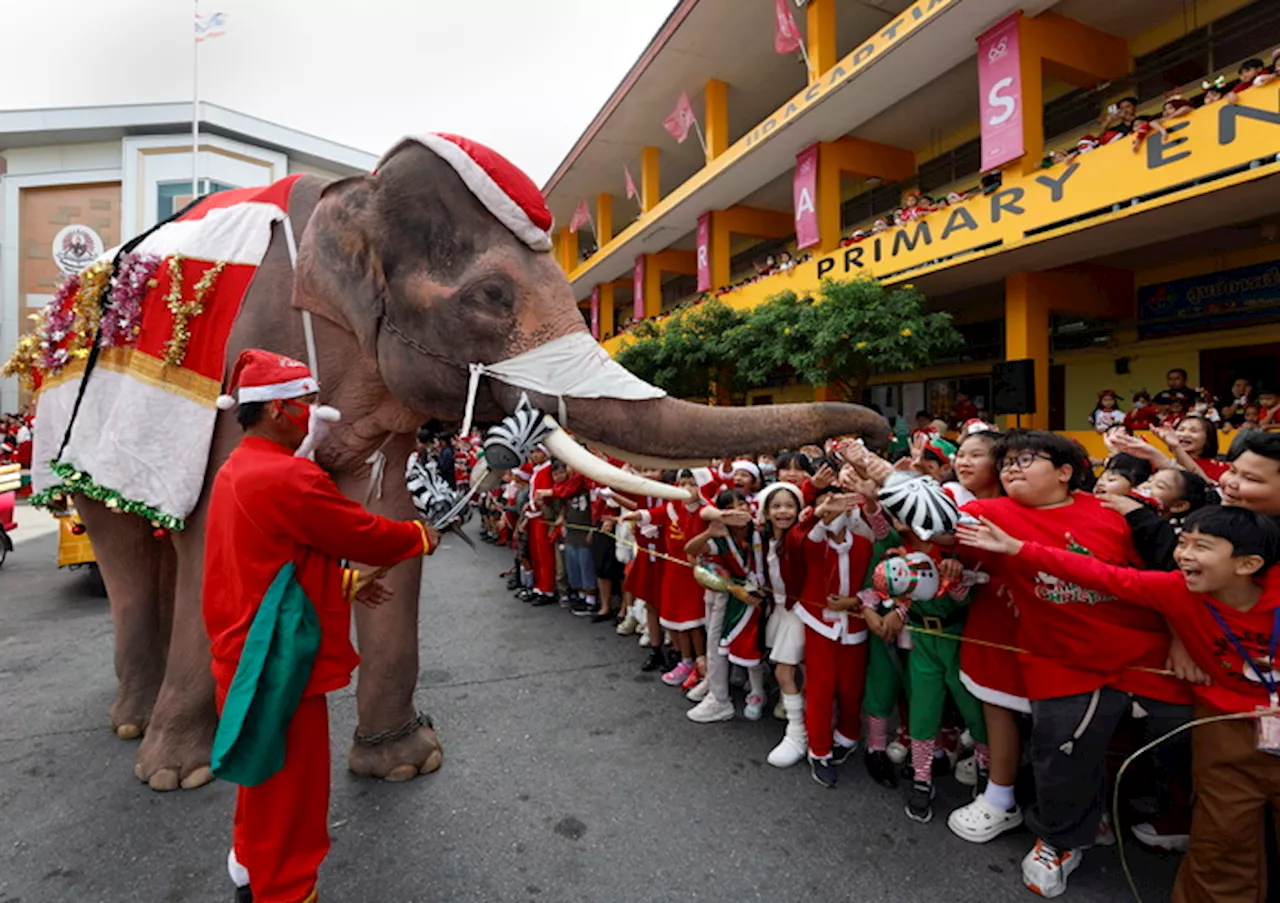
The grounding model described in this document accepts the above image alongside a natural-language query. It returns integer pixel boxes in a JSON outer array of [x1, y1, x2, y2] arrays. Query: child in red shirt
[[960, 505, 1280, 903]]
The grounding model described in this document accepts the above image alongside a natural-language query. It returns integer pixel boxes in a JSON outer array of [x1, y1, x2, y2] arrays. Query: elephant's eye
[[464, 277, 513, 309]]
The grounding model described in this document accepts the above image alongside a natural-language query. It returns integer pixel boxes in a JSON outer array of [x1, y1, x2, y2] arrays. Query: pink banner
[[794, 144, 820, 250], [590, 286, 600, 338], [696, 212, 711, 292], [977, 14, 1024, 173], [773, 0, 802, 54], [633, 255, 646, 320]]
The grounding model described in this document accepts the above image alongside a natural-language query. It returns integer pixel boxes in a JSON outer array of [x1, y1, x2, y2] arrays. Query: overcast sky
[[0, 0, 678, 184]]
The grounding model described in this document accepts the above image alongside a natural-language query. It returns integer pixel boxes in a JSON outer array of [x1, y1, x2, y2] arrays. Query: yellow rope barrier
[[564, 522, 1174, 677]]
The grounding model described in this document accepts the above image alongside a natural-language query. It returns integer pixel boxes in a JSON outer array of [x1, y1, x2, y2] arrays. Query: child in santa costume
[[522, 446, 558, 606], [623, 470, 709, 688], [684, 489, 768, 723], [794, 488, 873, 788], [204, 349, 436, 903]]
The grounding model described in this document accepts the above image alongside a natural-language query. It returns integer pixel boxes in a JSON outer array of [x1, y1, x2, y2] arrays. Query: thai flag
[[195, 11, 228, 42]]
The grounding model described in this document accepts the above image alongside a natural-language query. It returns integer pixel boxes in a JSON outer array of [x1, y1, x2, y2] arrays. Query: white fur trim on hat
[[409, 134, 554, 252], [756, 481, 804, 524], [731, 459, 762, 484], [236, 376, 319, 405]]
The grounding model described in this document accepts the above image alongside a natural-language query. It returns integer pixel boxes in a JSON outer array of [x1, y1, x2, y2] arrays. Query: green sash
[[211, 562, 321, 787]]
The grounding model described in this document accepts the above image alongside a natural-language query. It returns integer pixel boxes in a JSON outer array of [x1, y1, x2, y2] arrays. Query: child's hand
[[826, 594, 857, 612], [719, 509, 752, 528], [1167, 634, 1212, 686], [956, 518, 1023, 556], [937, 558, 963, 584], [812, 464, 836, 490], [1100, 492, 1144, 516], [863, 608, 886, 639], [881, 609, 904, 642]]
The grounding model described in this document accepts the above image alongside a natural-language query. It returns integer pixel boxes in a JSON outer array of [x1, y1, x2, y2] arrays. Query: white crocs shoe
[[615, 614, 638, 636], [1021, 840, 1082, 898], [954, 754, 978, 787], [685, 678, 709, 702], [742, 692, 766, 721], [947, 795, 1023, 844], [687, 695, 734, 723]]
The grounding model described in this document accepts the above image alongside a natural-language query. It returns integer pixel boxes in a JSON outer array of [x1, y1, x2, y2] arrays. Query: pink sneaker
[[662, 660, 694, 687], [681, 665, 703, 691]]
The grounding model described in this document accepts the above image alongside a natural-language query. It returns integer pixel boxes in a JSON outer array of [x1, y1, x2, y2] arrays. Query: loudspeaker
[[992, 359, 1036, 416]]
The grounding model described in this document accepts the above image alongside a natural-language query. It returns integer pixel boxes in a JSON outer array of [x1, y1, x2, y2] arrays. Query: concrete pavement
[[0, 520, 1179, 902]]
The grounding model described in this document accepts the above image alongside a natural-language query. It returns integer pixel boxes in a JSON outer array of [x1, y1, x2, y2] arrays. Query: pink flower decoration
[[38, 274, 81, 372], [100, 252, 161, 348]]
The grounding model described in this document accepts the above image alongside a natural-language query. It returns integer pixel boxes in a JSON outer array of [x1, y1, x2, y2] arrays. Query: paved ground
[[0, 508, 1180, 903]]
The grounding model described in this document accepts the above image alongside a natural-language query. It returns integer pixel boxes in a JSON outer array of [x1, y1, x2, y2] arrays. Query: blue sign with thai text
[[1138, 260, 1280, 337]]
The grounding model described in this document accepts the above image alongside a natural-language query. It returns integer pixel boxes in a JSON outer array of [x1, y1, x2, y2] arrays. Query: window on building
[[1051, 315, 1115, 352], [917, 138, 981, 196], [156, 179, 235, 221]]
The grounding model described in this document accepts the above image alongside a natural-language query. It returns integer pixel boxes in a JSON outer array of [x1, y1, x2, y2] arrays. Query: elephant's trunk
[[495, 386, 890, 464]]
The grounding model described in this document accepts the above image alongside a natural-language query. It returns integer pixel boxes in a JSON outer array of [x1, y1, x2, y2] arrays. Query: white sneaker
[[616, 614, 638, 636], [772, 699, 786, 721], [742, 693, 766, 721], [887, 738, 908, 765], [685, 678, 709, 702], [686, 696, 734, 724], [960, 728, 975, 751], [1093, 813, 1116, 848], [954, 754, 978, 787], [767, 733, 807, 768], [1131, 821, 1189, 852], [1021, 840, 1082, 898], [947, 795, 1024, 844], [637, 628, 650, 647]]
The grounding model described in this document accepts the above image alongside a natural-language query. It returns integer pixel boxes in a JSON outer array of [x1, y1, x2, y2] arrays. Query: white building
[[0, 101, 377, 412]]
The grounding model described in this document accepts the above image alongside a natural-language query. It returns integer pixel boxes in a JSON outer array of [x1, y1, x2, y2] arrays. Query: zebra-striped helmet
[[876, 470, 959, 540]]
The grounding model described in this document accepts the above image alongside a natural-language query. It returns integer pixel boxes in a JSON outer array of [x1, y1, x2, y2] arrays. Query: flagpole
[[691, 118, 708, 157], [192, 0, 200, 201], [797, 37, 812, 76]]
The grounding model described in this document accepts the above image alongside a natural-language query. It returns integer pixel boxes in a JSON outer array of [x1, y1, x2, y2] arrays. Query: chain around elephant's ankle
[[353, 712, 434, 747]]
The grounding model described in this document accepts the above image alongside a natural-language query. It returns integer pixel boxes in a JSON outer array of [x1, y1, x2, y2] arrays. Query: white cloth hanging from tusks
[[459, 332, 666, 438]]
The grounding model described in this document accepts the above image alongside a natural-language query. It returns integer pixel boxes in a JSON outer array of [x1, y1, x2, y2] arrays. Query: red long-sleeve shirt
[[1016, 542, 1277, 715], [203, 436, 429, 699], [963, 493, 1189, 704]]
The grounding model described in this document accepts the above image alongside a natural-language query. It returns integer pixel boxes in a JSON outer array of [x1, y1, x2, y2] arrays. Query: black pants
[[1029, 687, 1191, 850], [592, 530, 624, 582]]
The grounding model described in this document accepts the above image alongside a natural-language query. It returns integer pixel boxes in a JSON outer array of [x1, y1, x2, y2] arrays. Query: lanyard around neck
[[1205, 604, 1280, 697]]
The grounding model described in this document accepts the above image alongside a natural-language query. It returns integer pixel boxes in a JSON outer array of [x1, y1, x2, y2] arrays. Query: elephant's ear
[[294, 174, 387, 356]]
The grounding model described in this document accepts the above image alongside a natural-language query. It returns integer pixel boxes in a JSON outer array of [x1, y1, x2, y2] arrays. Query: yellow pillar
[[704, 79, 729, 164], [1004, 273, 1051, 430], [1016, 12, 1129, 175], [642, 254, 663, 320], [806, 0, 837, 84], [557, 227, 578, 273], [598, 282, 616, 340], [595, 193, 613, 248], [816, 138, 916, 253], [640, 146, 661, 214]]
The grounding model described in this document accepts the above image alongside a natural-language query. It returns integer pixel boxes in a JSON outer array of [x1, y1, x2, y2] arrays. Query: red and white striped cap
[[215, 348, 318, 410], [383, 134, 554, 252]]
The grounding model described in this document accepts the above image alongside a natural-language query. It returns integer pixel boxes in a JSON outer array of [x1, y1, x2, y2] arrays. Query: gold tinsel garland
[[162, 256, 227, 368], [68, 260, 111, 360], [1, 319, 42, 389]]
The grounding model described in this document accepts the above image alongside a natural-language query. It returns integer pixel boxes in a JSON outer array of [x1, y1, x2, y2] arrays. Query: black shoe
[[531, 592, 557, 607], [516, 587, 533, 602], [830, 739, 860, 766], [665, 647, 681, 671], [641, 647, 665, 672], [809, 753, 837, 789], [905, 780, 936, 824], [865, 749, 899, 788], [591, 611, 614, 624], [571, 597, 596, 617], [506, 576, 521, 590], [235, 887, 253, 903]]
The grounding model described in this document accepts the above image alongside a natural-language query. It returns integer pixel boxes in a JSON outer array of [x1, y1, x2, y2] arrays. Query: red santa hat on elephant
[[381, 133, 555, 252]]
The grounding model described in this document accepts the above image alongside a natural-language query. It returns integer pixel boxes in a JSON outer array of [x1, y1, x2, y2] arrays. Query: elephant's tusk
[[541, 423, 694, 502]]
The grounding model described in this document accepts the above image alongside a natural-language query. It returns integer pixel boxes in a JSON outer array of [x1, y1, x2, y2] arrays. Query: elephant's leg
[[76, 497, 166, 740], [131, 513, 217, 792], [340, 444, 443, 782]]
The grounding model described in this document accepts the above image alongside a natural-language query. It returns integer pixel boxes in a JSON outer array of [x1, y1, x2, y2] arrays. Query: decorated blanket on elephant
[[5, 175, 303, 530]]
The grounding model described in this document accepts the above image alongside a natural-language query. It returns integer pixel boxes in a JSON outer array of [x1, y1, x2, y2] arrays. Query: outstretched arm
[[283, 470, 435, 567]]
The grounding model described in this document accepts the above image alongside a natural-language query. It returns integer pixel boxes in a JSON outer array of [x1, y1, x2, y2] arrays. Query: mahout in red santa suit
[[204, 349, 436, 903]]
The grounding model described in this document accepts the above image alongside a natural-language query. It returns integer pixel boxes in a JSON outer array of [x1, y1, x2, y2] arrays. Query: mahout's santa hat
[[384, 134, 554, 252], [216, 349, 320, 411]]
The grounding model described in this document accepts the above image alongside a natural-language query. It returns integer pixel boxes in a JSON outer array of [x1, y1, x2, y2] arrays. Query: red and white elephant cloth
[[30, 175, 303, 529]]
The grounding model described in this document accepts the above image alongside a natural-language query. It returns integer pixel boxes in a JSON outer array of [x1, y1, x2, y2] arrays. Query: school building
[[544, 0, 1280, 450]]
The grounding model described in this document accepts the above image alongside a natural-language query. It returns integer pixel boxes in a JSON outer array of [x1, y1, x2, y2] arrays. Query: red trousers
[[804, 630, 867, 758], [233, 695, 330, 903], [530, 518, 556, 593]]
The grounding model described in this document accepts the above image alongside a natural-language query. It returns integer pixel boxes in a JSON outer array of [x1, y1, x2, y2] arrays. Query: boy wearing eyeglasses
[[955, 430, 1192, 898]]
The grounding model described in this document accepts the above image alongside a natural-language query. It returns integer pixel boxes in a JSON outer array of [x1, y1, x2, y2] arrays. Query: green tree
[[615, 299, 748, 398], [741, 275, 963, 402]]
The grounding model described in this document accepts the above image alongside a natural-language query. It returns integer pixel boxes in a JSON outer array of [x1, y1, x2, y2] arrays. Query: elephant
[[46, 135, 889, 792]]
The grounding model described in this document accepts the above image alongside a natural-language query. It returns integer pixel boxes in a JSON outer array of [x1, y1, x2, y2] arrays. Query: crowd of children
[[0, 409, 33, 468], [474, 416, 1280, 901]]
